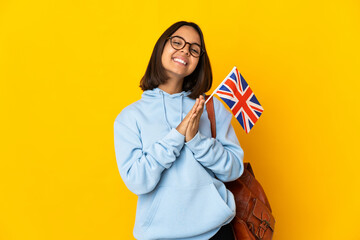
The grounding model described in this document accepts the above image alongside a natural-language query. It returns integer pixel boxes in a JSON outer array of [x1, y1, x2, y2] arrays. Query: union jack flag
[[212, 67, 263, 133]]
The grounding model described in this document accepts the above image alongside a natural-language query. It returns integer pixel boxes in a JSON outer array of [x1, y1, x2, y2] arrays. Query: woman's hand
[[185, 95, 205, 142], [176, 98, 200, 136]]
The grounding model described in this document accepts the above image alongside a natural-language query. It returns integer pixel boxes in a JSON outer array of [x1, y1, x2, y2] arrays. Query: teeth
[[173, 58, 187, 65]]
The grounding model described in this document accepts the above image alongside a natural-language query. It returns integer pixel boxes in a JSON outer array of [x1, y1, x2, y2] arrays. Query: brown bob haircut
[[140, 21, 212, 99]]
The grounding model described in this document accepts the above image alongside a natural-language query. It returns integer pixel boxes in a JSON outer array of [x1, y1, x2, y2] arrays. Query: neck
[[158, 78, 184, 95]]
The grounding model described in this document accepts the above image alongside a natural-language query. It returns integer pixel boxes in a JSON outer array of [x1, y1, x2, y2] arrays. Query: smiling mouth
[[173, 58, 187, 66]]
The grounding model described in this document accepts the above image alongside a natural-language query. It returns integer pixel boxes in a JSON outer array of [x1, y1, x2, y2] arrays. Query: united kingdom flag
[[213, 67, 263, 133]]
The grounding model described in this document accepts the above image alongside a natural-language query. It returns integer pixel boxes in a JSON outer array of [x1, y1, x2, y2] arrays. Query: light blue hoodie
[[114, 88, 244, 240]]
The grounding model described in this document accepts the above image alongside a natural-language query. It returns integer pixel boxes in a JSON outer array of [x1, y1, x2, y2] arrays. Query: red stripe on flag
[[250, 105, 264, 112], [216, 90, 234, 98], [225, 80, 258, 124]]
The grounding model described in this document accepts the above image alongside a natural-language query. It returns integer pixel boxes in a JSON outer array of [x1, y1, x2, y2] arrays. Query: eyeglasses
[[166, 36, 204, 58]]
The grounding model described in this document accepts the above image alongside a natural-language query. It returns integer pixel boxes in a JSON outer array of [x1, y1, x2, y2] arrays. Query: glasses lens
[[190, 44, 201, 57], [169, 36, 202, 57], [170, 37, 185, 50]]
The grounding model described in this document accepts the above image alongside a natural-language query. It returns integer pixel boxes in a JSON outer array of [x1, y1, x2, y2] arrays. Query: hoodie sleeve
[[114, 107, 185, 195], [185, 98, 244, 182]]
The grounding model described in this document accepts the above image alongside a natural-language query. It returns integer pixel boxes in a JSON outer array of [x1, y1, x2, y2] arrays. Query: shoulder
[[114, 100, 143, 126]]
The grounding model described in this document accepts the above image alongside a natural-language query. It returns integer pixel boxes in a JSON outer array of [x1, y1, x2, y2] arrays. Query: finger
[[183, 98, 199, 121], [186, 114, 196, 134], [192, 96, 204, 125], [189, 111, 198, 122], [199, 96, 205, 108], [190, 98, 200, 115], [198, 102, 204, 115], [194, 110, 202, 123], [199, 99, 205, 111], [193, 107, 203, 125], [193, 98, 200, 113], [194, 97, 202, 110], [194, 100, 204, 117]]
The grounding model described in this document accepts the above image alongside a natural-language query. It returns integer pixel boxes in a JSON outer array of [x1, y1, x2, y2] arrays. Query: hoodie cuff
[[161, 128, 186, 155], [185, 131, 203, 152]]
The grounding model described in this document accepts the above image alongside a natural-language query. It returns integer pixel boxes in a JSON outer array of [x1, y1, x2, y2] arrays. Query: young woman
[[114, 21, 244, 240]]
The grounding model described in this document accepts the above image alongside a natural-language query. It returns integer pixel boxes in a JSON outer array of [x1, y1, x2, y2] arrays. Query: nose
[[180, 43, 191, 56]]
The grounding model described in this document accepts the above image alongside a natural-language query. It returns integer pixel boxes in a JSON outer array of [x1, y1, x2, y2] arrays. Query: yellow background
[[1, 0, 360, 239]]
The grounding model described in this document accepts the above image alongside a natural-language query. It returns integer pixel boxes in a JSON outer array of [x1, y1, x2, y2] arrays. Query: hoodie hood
[[142, 88, 191, 130], [141, 87, 191, 100]]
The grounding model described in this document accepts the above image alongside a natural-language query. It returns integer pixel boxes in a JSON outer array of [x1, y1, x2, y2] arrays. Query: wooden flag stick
[[205, 66, 237, 104]]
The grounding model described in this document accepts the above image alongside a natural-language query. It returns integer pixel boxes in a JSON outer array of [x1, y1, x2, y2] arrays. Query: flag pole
[[205, 66, 237, 104], [205, 84, 221, 104]]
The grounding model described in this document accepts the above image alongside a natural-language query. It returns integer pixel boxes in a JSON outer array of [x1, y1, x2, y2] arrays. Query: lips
[[172, 56, 188, 66]]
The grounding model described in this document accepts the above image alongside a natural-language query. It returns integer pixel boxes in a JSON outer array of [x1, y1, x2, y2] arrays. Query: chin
[[166, 71, 186, 79]]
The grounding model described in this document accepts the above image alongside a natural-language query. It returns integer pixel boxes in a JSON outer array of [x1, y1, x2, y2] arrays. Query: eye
[[191, 48, 199, 54], [173, 41, 181, 46]]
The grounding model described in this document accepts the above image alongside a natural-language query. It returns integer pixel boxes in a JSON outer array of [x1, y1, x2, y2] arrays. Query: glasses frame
[[166, 36, 205, 58]]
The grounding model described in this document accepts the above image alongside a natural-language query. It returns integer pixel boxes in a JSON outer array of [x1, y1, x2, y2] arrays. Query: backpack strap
[[205, 95, 216, 138]]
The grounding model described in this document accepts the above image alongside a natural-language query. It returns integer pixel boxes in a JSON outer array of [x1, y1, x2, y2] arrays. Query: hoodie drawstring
[[161, 91, 172, 130], [180, 94, 184, 122], [160, 90, 185, 130]]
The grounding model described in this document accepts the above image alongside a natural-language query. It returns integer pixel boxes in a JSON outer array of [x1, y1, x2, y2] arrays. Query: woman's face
[[161, 26, 201, 82]]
